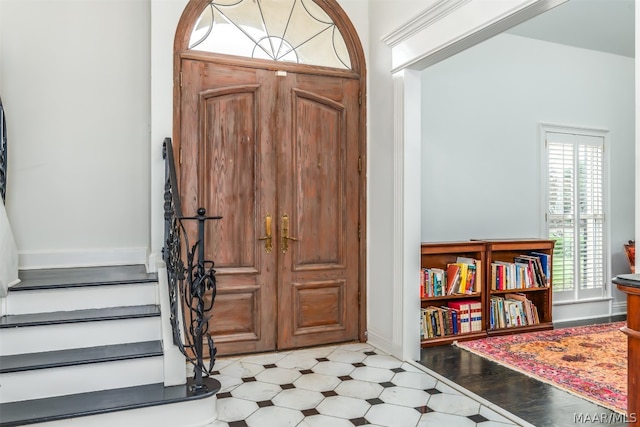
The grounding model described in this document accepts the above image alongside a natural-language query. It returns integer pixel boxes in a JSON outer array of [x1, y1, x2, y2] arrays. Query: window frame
[[539, 123, 610, 304]]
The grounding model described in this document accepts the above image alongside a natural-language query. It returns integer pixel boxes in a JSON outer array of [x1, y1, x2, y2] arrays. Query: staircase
[[0, 264, 219, 427]]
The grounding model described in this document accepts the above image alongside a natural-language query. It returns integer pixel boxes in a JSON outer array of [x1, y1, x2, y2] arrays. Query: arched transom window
[[189, 0, 352, 70]]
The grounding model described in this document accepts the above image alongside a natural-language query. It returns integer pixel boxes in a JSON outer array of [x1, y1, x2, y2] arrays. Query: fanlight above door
[[189, 0, 352, 69]]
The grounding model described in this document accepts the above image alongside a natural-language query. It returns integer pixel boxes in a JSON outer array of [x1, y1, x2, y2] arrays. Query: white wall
[[366, 1, 435, 355], [0, 0, 151, 268], [420, 33, 635, 310]]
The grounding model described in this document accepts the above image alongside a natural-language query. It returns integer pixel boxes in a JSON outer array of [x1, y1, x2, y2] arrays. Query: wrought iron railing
[[162, 137, 221, 394], [0, 96, 7, 202]]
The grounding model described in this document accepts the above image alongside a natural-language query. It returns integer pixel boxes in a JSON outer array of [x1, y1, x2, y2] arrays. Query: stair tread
[[0, 378, 221, 427], [0, 341, 163, 373], [14, 265, 157, 291], [0, 305, 161, 328]]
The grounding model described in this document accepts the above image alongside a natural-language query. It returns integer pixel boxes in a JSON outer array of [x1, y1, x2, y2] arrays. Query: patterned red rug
[[455, 322, 627, 413]]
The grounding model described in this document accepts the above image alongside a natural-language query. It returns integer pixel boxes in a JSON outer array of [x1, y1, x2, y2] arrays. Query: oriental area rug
[[455, 322, 627, 414]]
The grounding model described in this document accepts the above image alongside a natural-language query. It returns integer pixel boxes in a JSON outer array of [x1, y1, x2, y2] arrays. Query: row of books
[[488, 294, 540, 330], [420, 299, 482, 339], [420, 256, 482, 298], [490, 252, 550, 290]]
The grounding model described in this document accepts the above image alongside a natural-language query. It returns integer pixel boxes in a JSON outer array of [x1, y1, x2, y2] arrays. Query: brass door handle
[[258, 214, 273, 253], [281, 213, 298, 253]]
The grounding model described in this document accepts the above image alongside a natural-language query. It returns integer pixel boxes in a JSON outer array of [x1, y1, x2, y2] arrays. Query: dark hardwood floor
[[418, 315, 629, 427]]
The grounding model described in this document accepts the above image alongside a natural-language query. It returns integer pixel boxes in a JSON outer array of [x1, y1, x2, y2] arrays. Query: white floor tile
[[214, 373, 243, 393], [417, 412, 476, 427], [427, 393, 482, 416], [365, 403, 422, 427], [363, 354, 404, 369], [334, 379, 383, 399], [391, 371, 438, 390], [230, 381, 283, 401], [312, 360, 356, 376], [245, 406, 304, 427], [294, 373, 341, 392], [327, 348, 367, 363], [350, 366, 395, 383], [238, 351, 290, 365], [316, 395, 371, 419], [255, 367, 302, 385], [297, 414, 355, 427], [219, 361, 265, 378], [337, 343, 375, 352], [276, 353, 320, 370], [216, 397, 258, 422], [379, 386, 429, 408], [272, 388, 325, 410]]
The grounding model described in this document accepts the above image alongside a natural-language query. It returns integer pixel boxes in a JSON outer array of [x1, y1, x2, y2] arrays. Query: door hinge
[[358, 223, 361, 241], [179, 71, 183, 87], [358, 157, 362, 173], [179, 147, 183, 165], [358, 91, 362, 105]]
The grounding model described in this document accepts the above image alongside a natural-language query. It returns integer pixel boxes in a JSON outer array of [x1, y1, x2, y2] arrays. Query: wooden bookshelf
[[479, 238, 554, 336], [420, 241, 487, 347]]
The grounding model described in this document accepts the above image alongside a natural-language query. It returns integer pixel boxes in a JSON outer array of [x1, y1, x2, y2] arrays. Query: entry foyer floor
[[206, 342, 530, 427]]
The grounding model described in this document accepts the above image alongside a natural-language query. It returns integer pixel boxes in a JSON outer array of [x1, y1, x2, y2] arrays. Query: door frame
[[172, 0, 368, 344]]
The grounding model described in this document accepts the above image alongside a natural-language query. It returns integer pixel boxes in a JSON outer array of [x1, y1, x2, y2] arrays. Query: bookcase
[[481, 238, 554, 336], [419, 239, 554, 348], [420, 241, 487, 347]]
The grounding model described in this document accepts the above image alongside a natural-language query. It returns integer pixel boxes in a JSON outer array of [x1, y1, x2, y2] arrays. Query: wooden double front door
[[179, 58, 361, 355]]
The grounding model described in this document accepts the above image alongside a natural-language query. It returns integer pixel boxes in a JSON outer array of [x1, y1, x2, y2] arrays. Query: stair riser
[[12, 395, 218, 427], [0, 357, 164, 403], [6, 283, 158, 315], [0, 317, 162, 356]]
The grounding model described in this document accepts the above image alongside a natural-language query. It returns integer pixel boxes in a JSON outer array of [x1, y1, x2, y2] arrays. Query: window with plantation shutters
[[544, 127, 607, 302]]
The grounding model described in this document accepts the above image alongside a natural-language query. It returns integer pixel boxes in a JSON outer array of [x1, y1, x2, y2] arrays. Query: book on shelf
[[529, 251, 551, 286], [489, 294, 540, 330], [420, 305, 465, 339], [447, 299, 482, 333], [491, 253, 549, 290]]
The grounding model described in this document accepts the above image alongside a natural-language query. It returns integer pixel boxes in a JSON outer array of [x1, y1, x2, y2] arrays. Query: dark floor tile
[[415, 405, 433, 414], [468, 413, 488, 423], [350, 417, 368, 426], [322, 390, 338, 397], [366, 398, 384, 405], [302, 408, 320, 416]]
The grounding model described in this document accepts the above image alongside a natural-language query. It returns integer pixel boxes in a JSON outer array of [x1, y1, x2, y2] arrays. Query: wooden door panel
[[200, 86, 258, 270], [278, 74, 360, 349], [207, 286, 260, 341], [293, 280, 346, 334], [292, 90, 346, 269], [181, 59, 277, 355]]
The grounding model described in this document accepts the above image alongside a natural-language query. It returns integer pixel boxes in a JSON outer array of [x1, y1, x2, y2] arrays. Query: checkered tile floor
[[205, 343, 529, 427]]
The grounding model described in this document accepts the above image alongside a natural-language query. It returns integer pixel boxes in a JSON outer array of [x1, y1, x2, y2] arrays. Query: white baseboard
[[365, 328, 394, 357], [18, 247, 149, 270], [612, 301, 628, 316]]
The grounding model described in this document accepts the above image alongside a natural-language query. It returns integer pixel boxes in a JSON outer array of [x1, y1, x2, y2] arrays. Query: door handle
[[281, 213, 298, 254], [258, 214, 273, 253]]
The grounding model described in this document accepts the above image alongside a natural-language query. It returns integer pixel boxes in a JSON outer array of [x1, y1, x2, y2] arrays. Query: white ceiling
[[506, 0, 635, 58]]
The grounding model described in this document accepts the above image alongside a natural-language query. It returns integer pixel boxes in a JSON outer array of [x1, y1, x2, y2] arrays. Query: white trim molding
[[386, 0, 568, 72], [381, 0, 471, 48]]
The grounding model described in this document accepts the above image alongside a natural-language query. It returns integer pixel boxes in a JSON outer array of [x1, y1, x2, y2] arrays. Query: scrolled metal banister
[[162, 137, 222, 394], [0, 96, 7, 202]]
